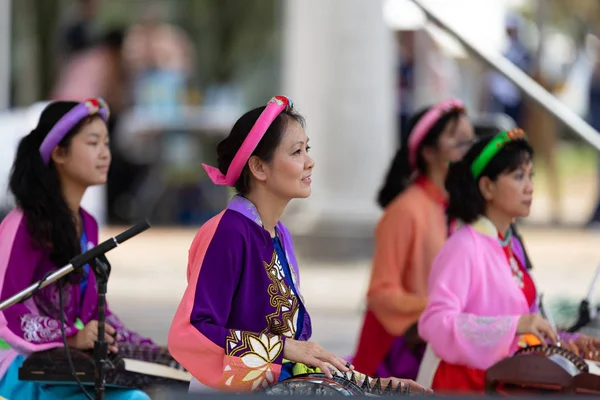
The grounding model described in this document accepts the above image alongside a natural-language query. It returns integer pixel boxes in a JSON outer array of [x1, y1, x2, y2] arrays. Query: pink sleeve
[[418, 233, 521, 370], [0, 212, 74, 354]]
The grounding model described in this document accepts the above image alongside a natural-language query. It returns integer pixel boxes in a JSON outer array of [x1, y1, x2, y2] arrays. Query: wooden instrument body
[[18, 345, 190, 391], [485, 345, 600, 395]]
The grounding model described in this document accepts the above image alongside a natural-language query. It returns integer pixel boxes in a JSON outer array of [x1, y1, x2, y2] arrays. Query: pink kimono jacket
[[416, 217, 575, 391]]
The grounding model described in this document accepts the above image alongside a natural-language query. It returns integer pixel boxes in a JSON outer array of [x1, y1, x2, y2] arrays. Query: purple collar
[[227, 195, 264, 227], [226, 195, 287, 238]]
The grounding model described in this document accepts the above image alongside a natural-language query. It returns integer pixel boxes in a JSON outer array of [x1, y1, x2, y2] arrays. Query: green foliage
[[96, 0, 281, 88], [181, 0, 281, 87], [14, 0, 282, 104]]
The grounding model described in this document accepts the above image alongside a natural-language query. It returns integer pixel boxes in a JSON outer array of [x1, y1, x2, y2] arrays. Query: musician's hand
[[66, 320, 120, 353], [568, 335, 600, 361], [376, 378, 434, 395], [516, 314, 557, 346], [283, 339, 351, 378]]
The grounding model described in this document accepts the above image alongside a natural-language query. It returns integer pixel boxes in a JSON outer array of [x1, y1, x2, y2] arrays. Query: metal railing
[[409, 0, 600, 152]]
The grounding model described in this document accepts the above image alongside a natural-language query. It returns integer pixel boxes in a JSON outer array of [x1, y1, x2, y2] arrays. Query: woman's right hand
[[516, 314, 557, 346], [66, 320, 120, 353], [283, 339, 351, 378]]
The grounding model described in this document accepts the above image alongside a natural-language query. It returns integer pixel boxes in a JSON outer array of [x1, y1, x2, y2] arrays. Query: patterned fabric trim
[[457, 314, 514, 347], [223, 330, 284, 390], [263, 249, 301, 338], [20, 314, 70, 343]]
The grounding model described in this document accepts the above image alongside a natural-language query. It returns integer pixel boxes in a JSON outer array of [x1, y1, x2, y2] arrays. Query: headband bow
[[202, 95, 293, 187]]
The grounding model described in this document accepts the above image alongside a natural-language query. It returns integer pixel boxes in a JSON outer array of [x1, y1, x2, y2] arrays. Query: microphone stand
[[0, 221, 151, 400], [568, 263, 600, 333], [90, 255, 111, 400]]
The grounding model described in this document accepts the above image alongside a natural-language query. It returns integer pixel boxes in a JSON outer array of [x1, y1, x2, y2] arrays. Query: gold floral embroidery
[[263, 250, 300, 338], [223, 331, 283, 390], [219, 226, 305, 390]]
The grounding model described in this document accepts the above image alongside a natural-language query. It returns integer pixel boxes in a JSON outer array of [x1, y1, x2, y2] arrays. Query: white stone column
[[282, 0, 396, 246], [0, 0, 11, 111]]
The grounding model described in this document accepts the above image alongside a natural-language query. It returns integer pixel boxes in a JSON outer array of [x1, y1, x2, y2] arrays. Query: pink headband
[[407, 98, 465, 169], [202, 95, 292, 187], [39, 98, 110, 165]]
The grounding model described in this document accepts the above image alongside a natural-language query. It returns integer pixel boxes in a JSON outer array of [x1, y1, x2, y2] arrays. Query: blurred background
[[1, 0, 600, 357]]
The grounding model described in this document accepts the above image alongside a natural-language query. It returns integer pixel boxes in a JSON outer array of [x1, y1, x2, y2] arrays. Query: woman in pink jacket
[[417, 129, 600, 394]]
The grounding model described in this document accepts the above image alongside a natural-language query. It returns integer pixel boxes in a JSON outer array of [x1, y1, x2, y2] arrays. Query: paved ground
[[100, 224, 600, 358], [103, 226, 367, 356]]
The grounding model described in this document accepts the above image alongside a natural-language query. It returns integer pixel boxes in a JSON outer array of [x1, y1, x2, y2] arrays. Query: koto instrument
[[263, 372, 428, 396], [485, 345, 600, 395], [18, 344, 191, 391]]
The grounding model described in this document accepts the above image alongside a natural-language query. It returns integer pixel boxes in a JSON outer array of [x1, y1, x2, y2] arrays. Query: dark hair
[[9, 101, 100, 278], [446, 134, 534, 224], [101, 28, 125, 50], [216, 106, 305, 196], [377, 106, 464, 208]]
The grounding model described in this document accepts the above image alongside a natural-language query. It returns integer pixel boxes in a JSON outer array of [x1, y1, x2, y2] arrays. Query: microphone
[[0, 220, 151, 311], [69, 220, 151, 270]]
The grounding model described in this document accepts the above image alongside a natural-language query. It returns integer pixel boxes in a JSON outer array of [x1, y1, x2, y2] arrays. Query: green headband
[[470, 129, 528, 178]]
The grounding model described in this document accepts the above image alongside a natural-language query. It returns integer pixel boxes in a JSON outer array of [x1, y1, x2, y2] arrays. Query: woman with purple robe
[[0, 99, 154, 399], [168, 96, 433, 394]]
